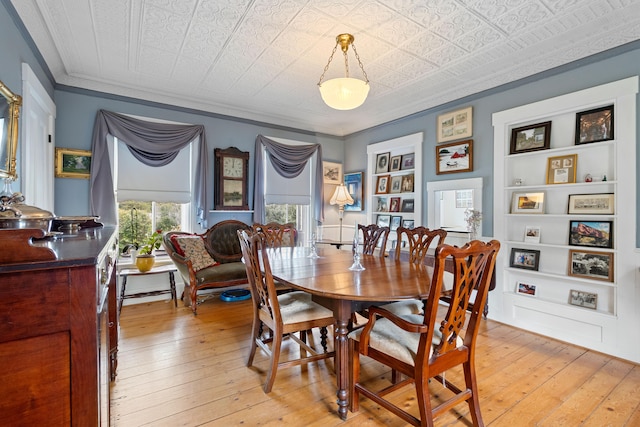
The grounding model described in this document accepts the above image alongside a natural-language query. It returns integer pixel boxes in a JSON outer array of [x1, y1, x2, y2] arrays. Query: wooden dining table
[[266, 246, 435, 420]]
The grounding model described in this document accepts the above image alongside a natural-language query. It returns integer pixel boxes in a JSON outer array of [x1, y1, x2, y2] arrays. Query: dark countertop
[[0, 226, 117, 273]]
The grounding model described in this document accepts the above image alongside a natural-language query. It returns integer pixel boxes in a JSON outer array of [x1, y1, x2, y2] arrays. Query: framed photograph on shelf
[[575, 105, 614, 145], [375, 175, 390, 194], [401, 153, 415, 170], [390, 215, 402, 232], [389, 197, 401, 212], [390, 155, 402, 172], [509, 248, 540, 271], [510, 121, 551, 154], [55, 148, 92, 179], [546, 154, 577, 184], [511, 191, 545, 214], [437, 106, 473, 143], [569, 290, 598, 309], [375, 197, 388, 212], [436, 139, 473, 174], [524, 226, 541, 243], [568, 193, 614, 215], [375, 152, 390, 174], [389, 175, 402, 193], [401, 219, 415, 229], [516, 281, 537, 297], [569, 220, 613, 248], [322, 161, 342, 184], [568, 249, 613, 282], [377, 214, 391, 228], [401, 199, 415, 213], [401, 173, 414, 192], [344, 172, 363, 212]]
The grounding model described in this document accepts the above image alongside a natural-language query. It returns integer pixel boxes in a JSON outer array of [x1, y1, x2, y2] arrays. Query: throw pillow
[[170, 234, 186, 256], [174, 235, 219, 271]]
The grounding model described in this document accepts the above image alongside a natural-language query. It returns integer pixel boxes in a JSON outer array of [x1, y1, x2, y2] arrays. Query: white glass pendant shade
[[319, 78, 370, 111]]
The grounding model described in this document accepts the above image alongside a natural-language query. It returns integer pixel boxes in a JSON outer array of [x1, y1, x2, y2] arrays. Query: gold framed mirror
[[0, 80, 22, 180]]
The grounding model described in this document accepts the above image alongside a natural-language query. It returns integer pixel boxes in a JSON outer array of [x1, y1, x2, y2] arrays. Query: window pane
[[118, 200, 186, 253]]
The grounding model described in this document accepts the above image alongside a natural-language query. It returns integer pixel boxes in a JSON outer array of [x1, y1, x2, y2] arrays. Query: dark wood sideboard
[[0, 226, 119, 426]]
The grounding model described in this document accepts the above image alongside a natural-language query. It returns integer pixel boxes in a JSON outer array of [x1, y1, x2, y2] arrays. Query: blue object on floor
[[220, 289, 251, 302]]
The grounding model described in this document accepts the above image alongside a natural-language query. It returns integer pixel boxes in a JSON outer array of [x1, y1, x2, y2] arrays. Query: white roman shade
[[264, 153, 312, 205], [116, 139, 192, 203]]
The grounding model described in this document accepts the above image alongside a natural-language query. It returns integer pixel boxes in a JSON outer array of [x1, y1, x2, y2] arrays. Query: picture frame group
[[568, 249, 613, 282], [509, 248, 540, 271], [377, 151, 415, 174]]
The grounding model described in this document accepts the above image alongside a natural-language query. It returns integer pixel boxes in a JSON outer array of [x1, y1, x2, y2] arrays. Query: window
[[118, 201, 186, 252]]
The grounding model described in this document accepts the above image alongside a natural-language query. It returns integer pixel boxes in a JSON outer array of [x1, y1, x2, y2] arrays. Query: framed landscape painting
[[568, 220, 612, 248], [568, 249, 613, 282], [55, 148, 92, 179], [510, 121, 551, 154], [436, 139, 473, 174]]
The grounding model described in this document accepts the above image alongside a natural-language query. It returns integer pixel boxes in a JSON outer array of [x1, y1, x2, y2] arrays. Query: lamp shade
[[319, 78, 370, 111], [330, 184, 354, 207]]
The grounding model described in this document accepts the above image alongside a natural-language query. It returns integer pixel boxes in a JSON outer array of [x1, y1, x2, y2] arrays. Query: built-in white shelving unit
[[366, 133, 423, 246], [492, 77, 639, 362]]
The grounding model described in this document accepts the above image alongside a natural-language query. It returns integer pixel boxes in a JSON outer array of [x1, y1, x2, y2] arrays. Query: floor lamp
[[329, 184, 354, 243]]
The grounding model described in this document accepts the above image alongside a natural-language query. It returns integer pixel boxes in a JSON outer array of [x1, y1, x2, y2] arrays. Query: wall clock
[[214, 147, 249, 210]]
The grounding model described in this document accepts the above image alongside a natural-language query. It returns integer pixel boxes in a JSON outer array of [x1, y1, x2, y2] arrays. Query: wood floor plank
[[112, 298, 640, 426]]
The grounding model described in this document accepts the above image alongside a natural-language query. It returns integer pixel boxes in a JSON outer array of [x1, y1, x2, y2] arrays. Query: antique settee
[[163, 219, 251, 314]]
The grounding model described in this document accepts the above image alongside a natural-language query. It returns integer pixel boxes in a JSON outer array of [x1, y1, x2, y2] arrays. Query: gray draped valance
[[253, 135, 324, 224], [89, 110, 210, 227]]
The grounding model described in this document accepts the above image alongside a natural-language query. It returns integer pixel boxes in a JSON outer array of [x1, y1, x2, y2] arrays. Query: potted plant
[[135, 229, 163, 272]]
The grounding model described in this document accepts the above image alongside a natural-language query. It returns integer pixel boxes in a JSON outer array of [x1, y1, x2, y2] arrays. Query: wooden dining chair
[[358, 223, 390, 257], [349, 240, 500, 426], [382, 227, 447, 317], [252, 222, 297, 248], [237, 230, 335, 393]]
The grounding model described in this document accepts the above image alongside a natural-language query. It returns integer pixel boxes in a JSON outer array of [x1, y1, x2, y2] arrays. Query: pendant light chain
[[351, 43, 369, 84], [318, 42, 339, 86]]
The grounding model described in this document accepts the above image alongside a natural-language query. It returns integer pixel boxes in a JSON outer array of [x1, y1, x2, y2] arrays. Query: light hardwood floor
[[112, 296, 640, 426]]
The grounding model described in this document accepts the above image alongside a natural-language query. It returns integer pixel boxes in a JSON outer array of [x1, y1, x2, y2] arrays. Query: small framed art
[[375, 175, 390, 194], [569, 290, 598, 309], [401, 153, 415, 170], [437, 106, 473, 143], [524, 226, 541, 243], [569, 220, 612, 248], [322, 161, 342, 184], [568, 249, 613, 282], [436, 139, 473, 174], [510, 121, 551, 154], [568, 193, 614, 215], [390, 155, 401, 172], [401, 174, 414, 192], [344, 172, 363, 212], [377, 214, 391, 228], [575, 105, 614, 145], [509, 248, 540, 271], [389, 175, 402, 193], [389, 197, 401, 212], [401, 199, 415, 212], [55, 148, 92, 179], [511, 191, 545, 214], [401, 219, 415, 229], [546, 154, 577, 184], [390, 215, 402, 232], [376, 152, 390, 174], [516, 281, 537, 297]]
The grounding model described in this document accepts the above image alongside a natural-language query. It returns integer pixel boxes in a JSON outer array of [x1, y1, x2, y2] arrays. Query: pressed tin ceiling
[[11, 0, 640, 136]]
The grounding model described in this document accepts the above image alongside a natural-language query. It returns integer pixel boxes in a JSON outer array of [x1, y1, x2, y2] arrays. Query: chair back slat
[[358, 224, 390, 256], [426, 240, 500, 358], [237, 230, 281, 325], [252, 222, 297, 248], [395, 226, 447, 264]]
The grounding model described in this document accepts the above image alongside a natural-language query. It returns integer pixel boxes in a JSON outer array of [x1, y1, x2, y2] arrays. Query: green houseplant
[[135, 229, 163, 272]]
